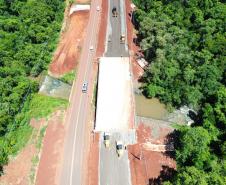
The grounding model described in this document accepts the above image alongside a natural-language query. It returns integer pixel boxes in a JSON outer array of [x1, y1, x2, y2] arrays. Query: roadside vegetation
[[0, 0, 65, 174], [0, 94, 67, 174], [28, 94, 68, 119], [133, 0, 225, 184], [59, 70, 76, 85], [29, 125, 47, 184], [92, 81, 98, 107]]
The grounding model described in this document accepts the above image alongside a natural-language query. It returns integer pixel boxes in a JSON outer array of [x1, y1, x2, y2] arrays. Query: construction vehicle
[[104, 132, 110, 148], [120, 0, 126, 43], [120, 34, 125, 43], [112, 6, 118, 17], [116, 141, 124, 157]]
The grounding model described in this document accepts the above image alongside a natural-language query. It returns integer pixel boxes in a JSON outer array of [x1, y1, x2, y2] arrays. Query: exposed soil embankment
[[49, 10, 89, 77], [0, 143, 37, 185], [128, 123, 176, 185], [35, 111, 66, 185], [96, 0, 108, 57], [125, 0, 144, 82]]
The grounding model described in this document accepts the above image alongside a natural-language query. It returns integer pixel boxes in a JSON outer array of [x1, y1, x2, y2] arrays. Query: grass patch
[[59, 70, 76, 85], [28, 94, 68, 119], [30, 155, 39, 183], [31, 155, 39, 165], [36, 126, 47, 149], [3, 125, 33, 157], [11, 94, 67, 151], [30, 125, 47, 183]]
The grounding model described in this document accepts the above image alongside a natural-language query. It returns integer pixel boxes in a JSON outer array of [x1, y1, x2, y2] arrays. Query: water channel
[[135, 94, 169, 120]]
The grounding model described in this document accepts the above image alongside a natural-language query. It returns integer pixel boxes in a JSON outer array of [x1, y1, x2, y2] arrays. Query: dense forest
[[0, 0, 65, 173], [133, 0, 225, 184]]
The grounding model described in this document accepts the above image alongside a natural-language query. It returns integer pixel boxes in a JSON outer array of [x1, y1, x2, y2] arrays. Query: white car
[[89, 45, 94, 50], [82, 82, 88, 93], [96, 6, 100, 11]]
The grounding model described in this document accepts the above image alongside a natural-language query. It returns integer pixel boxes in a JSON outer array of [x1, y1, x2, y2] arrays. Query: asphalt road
[[60, 0, 100, 184], [99, 133, 132, 185], [105, 0, 128, 57], [99, 1, 132, 185]]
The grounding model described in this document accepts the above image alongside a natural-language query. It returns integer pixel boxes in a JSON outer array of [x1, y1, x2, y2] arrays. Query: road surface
[[99, 133, 132, 185], [105, 0, 128, 57], [99, 0, 133, 185], [60, 0, 100, 184]]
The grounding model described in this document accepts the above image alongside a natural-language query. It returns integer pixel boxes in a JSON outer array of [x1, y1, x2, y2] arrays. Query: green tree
[[0, 0, 65, 172], [176, 127, 211, 169], [174, 166, 208, 185], [133, 0, 226, 184]]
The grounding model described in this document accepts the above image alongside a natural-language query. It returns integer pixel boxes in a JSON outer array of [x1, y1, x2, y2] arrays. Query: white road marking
[[68, 0, 98, 184], [69, 95, 82, 185]]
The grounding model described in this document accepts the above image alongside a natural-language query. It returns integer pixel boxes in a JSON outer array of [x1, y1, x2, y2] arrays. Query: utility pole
[[140, 145, 149, 185]]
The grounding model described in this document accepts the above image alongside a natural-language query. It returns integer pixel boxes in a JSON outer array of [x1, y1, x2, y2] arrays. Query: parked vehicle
[[120, 34, 125, 43]]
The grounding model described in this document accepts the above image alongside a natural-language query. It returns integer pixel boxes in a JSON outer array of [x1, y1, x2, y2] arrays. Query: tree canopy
[[134, 0, 225, 109], [133, 0, 226, 184], [0, 0, 65, 173]]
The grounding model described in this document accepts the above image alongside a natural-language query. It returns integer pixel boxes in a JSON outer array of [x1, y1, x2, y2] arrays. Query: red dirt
[[96, 0, 108, 58], [35, 110, 66, 185], [0, 145, 36, 185], [128, 145, 176, 185], [128, 124, 176, 185], [129, 95, 135, 129], [0, 119, 45, 185], [125, 0, 144, 81], [137, 123, 173, 145], [76, 0, 91, 3], [86, 133, 100, 185], [136, 124, 152, 143], [49, 11, 90, 77]]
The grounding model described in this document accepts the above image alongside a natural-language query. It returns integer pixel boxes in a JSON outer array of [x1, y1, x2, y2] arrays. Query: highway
[[99, 133, 132, 185], [105, 0, 128, 57], [59, 0, 100, 184], [99, 0, 133, 185]]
